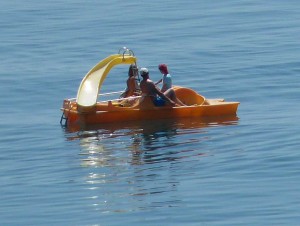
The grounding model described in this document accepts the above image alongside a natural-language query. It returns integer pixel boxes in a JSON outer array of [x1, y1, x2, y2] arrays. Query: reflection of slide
[[76, 54, 136, 108]]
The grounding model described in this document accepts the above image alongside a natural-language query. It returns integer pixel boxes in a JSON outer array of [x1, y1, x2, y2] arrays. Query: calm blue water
[[1, 1, 300, 225]]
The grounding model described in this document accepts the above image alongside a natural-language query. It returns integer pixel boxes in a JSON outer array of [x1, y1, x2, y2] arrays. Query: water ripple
[[62, 117, 240, 215]]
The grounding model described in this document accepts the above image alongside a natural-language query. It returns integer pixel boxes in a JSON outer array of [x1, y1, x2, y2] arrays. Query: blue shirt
[[162, 74, 172, 90]]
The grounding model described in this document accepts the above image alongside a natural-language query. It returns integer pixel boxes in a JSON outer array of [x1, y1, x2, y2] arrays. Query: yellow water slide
[[76, 53, 136, 110]]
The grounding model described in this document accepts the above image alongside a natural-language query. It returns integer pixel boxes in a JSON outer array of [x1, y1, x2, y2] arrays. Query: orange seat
[[174, 87, 205, 105]]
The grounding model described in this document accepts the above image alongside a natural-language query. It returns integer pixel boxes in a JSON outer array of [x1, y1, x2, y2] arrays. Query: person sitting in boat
[[120, 64, 141, 98], [155, 64, 172, 92], [139, 67, 185, 107]]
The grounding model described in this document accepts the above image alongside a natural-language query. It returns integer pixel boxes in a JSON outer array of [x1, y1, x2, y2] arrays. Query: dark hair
[[128, 64, 138, 77]]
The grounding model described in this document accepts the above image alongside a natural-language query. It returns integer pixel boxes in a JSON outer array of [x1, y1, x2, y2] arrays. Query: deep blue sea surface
[[1, 1, 300, 225]]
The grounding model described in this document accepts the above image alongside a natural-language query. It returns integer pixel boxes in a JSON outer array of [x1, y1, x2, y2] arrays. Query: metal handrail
[[98, 95, 142, 104], [118, 47, 135, 58], [98, 91, 124, 96]]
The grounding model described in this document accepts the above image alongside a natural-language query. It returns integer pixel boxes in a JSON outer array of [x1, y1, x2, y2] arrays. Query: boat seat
[[132, 96, 156, 109], [174, 87, 206, 105]]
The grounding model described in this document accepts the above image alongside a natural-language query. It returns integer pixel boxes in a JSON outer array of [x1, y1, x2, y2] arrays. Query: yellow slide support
[[76, 54, 136, 111]]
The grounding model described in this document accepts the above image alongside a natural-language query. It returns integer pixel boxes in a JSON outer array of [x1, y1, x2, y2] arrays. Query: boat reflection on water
[[63, 116, 239, 213], [64, 115, 239, 167]]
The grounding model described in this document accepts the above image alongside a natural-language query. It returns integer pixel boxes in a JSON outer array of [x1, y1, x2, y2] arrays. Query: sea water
[[1, 1, 300, 225]]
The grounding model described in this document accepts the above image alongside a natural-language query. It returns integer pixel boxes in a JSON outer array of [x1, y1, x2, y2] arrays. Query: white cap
[[140, 67, 149, 76]]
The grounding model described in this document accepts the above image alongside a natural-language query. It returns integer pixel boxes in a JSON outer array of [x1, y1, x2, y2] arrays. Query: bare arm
[[155, 79, 162, 85], [151, 83, 175, 106], [125, 77, 139, 97]]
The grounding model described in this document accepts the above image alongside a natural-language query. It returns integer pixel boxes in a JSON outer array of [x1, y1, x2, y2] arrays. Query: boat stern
[[60, 98, 79, 126]]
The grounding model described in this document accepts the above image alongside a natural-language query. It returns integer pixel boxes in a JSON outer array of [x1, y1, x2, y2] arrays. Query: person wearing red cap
[[155, 64, 172, 92]]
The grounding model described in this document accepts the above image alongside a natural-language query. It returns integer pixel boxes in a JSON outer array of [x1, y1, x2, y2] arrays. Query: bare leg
[[164, 88, 185, 106]]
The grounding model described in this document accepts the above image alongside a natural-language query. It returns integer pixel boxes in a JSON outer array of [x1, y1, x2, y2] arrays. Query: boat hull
[[61, 100, 239, 127]]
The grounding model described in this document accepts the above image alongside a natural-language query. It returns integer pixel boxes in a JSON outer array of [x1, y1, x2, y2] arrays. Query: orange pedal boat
[[60, 48, 239, 128]]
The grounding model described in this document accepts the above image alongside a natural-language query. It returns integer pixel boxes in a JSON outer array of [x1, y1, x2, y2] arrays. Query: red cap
[[158, 64, 168, 74]]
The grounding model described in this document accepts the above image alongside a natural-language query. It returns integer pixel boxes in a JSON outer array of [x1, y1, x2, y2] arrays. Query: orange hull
[[61, 97, 239, 127]]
